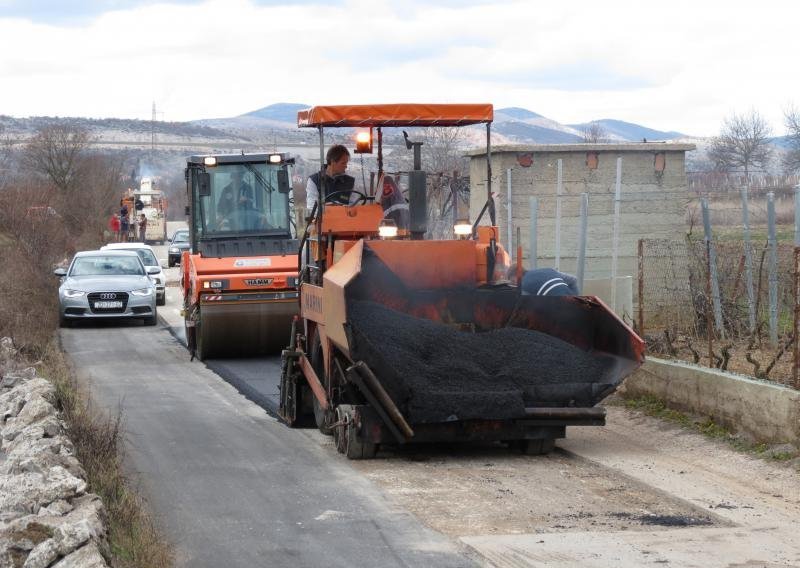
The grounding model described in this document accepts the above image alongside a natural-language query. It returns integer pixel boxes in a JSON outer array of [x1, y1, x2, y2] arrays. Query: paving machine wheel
[[333, 405, 350, 454], [310, 329, 333, 435], [334, 405, 377, 460]]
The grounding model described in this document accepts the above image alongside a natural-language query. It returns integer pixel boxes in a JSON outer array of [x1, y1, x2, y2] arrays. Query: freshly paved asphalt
[[60, 319, 477, 567]]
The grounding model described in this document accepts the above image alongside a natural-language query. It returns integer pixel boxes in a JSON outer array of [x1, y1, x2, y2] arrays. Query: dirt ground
[[307, 405, 800, 567], [349, 443, 723, 537]]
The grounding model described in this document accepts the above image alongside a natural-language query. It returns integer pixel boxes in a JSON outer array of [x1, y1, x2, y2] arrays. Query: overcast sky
[[1, 0, 798, 137]]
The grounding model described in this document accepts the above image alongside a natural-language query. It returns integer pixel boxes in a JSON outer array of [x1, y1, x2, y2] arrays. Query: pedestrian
[[120, 204, 129, 242], [108, 213, 121, 242], [139, 214, 147, 242]]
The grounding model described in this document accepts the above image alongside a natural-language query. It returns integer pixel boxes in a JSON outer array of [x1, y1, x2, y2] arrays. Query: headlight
[[63, 289, 85, 298], [131, 288, 154, 296], [169, 247, 179, 253]]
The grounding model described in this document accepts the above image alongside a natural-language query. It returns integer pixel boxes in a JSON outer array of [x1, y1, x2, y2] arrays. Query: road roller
[[182, 153, 299, 360], [279, 103, 645, 458]]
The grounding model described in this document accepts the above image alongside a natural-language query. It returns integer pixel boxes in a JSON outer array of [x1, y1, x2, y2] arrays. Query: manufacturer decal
[[244, 278, 273, 286], [234, 258, 271, 268]]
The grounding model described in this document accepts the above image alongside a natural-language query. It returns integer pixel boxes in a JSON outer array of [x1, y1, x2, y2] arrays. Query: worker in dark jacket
[[520, 268, 579, 296], [305, 145, 356, 213]]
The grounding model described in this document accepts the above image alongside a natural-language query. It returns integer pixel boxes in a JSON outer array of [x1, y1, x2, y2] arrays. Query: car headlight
[[131, 288, 154, 296], [63, 289, 85, 298], [169, 247, 179, 253]]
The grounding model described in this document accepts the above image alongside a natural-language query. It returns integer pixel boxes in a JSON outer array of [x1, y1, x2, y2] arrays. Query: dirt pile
[[347, 301, 616, 423]]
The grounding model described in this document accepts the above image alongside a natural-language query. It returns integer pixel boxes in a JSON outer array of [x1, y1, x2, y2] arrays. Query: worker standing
[[108, 213, 120, 242], [305, 145, 356, 213], [119, 204, 129, 242], [139, 214, 147, 242]]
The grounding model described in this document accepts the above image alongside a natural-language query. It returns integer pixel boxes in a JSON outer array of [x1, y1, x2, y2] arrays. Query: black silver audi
[[55, 250, 158, 327]]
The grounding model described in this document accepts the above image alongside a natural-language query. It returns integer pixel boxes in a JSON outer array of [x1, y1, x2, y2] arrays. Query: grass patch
[[39, 342, 173, 568], [618, 395, 798, 463]]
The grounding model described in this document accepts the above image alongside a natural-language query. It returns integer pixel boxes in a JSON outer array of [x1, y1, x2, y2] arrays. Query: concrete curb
[[621, 357, 800, 445]]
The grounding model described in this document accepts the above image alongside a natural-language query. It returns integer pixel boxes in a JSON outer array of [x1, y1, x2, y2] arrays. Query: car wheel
[[144, 312, 157, 326], [157, 294, 166, 306], [168, 259, 175, 268], [59, 315, 71, 328]]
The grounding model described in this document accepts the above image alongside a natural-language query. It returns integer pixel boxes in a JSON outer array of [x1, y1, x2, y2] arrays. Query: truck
[[279, 103, 645, 459], [181, 153, 300, 360], [136, 177, 168, 244]]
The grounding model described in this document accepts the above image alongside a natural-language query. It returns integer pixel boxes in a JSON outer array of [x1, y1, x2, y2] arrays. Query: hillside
[[1, 103, 696, 151]]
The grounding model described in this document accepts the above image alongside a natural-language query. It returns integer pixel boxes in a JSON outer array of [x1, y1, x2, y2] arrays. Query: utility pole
[[151, 101, 157, 155]]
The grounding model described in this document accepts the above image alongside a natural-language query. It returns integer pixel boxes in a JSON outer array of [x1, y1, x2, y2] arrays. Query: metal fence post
[[611, 157, 623, 313], [506, 168, 513, 261], [529, 196, 538, 270], [701, 198, 725, 338], [705, 239, 715, 367], [794, 246, 800, 389], [740, 187, 756, 333], [795, 185, 800, 246], [638, 239, 644, 338], [576, 193, 589, 293], [767, 192, 778, 346], [554, 159, 562, 270]]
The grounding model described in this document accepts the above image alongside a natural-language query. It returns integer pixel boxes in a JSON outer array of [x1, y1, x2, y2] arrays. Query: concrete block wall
[[623, 357, 800, 445], [468, 144, 695, 283]]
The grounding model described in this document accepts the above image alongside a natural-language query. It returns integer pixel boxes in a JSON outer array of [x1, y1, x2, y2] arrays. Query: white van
[[100, 243, 166, 305]]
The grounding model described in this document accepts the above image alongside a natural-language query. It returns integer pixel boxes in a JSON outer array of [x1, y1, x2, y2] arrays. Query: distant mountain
[[770, 135, 795, 149], [568, 119, 683, 142], [493, 121, 583, 144], [190, 103, 687, 145], [496, 107, 543, 121], [1, 104, 698, 153], [241, 102, 308, 124]]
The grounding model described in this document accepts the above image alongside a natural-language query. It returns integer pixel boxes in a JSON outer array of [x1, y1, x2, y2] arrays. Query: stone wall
[[467, 143, 695, 283], [0, 338, 109, 567]]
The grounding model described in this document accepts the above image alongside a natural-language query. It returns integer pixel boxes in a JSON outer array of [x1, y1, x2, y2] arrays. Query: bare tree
[[783, 104, 800, 173], [707, 109, 773, 179], [22, 124, 92, 193], [581, 122, 608, 143]]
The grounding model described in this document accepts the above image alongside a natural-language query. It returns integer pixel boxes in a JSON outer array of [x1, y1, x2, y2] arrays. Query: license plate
[[94, 301, 123, 309]]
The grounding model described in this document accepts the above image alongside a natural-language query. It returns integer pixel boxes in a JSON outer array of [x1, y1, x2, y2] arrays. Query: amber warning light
[[354, 129, 373, 154]]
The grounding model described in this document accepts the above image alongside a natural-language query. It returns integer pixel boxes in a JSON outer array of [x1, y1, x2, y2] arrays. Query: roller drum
[[197, 300, 296, 359]]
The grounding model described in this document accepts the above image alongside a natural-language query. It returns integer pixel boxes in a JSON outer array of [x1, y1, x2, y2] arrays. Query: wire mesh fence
[[639, 237, 799, 389]]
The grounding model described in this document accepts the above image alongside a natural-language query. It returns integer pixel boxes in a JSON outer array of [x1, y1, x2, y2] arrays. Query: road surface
[[57, 227, 800, 567]]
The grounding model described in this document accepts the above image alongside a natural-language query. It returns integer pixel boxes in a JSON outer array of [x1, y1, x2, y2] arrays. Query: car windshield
[[135, 249, 158, 267], [70, 256, 144, 276], [194, 162, 293, 238], [173, 231, 189, 243]]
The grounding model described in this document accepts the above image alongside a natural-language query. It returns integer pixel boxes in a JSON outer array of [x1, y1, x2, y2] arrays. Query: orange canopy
[[297, 103, 493, 128]]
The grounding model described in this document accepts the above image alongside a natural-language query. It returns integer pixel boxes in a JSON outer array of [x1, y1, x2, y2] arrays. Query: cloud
[[0, 0, 799, 136]]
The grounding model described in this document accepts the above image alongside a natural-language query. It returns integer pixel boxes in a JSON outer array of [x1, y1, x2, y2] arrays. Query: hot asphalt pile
[[347, 301, 616, 424]]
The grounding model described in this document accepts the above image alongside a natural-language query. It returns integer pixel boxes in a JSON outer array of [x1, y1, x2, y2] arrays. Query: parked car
[[100, 243, 166, 305], [55, 250, 158, 327], [168, 229, 190, 267]]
